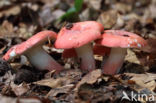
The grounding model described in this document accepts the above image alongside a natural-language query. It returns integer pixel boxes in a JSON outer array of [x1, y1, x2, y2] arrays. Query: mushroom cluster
[[2, 21, 149, 75]]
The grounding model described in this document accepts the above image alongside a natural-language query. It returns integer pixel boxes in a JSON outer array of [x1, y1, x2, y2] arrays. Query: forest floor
[[0, 0, 156, 103]]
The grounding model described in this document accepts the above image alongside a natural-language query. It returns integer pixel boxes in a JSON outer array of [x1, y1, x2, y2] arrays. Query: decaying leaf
[[0, 5, 21, 18], [87, 0, 102, 10], [112, 3, 132, 14], [0, 0, 156, 102], [118, 73, 156, 91], [97, 10, 117, 29], [11, 82, 30, 96], [0, 96, 48, 103], [125, 49, 141, 64], [45, 84, 74, 98], [33, 78, 64, 88], [0, 20, 14, 37], [76, 69, 102, 90]]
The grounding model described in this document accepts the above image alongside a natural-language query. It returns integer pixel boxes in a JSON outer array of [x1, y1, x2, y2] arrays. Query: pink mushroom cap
[[55, 21, 104, 71], [95, 30, 148, 75], [3, 30, 57, 61], [55, 21, 104, 49], [96, 30, 148, 49]]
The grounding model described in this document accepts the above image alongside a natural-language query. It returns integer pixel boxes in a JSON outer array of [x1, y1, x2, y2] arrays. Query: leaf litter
[[0, 0, 156, 103]]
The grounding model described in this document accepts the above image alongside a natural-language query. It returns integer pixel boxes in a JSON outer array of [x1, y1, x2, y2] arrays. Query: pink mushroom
[[55, 21, 104, 71], [3, 31, 63, 72], [96, 30, 148, 75], [62, 45, 110, 58]]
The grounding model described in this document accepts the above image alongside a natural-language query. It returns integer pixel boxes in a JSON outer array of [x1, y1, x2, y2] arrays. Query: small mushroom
[[3, 31, 63, 72], [95, 30, 148, 75], [55, 21, 104, 71]]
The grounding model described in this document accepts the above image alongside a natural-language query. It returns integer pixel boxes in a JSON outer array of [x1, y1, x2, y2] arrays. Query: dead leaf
[[149, 0, 156, 18], [0, 5, 21, 18], [0, 20, 14, 37], [120, 73, 156, 91], [33, 78, 64, 88], [11, 82, 30, 96], [85, 0, 102, 10], [0, 0, 11, 8], [79, 8, 90, 21], [45, 84, 74, 98], [125, 49, 141, 64], [113, 14, 125, 29], [76, 69, 102, 90], [97, 10, 117, 29], [0, 96, 44, 103], [112, 3, 132, 14]]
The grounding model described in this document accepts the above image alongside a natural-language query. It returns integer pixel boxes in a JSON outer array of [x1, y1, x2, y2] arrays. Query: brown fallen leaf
[[0, 96, 49, 103], [33, 78, 64, 88], [125, 49, 140, 65], [97, 10, 117, 29], [127, 80, 136, 85], [149, 0, 156, 18], [11, 82, 30, 96], [39, 7, 65, 26], [0, 20, 14, 37], [87, 0, 102, 10], [119, 73, 156, 91], [112, 3, 132, 14], [0, 5, 21, 18], [45, 84, 74, 98], [76, 69, 102, 90]]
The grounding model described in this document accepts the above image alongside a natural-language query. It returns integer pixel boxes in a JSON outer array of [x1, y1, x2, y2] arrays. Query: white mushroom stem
[[102, 48, 127, 75], [25, 46, 63, 72], [75, 43, 95, 71]]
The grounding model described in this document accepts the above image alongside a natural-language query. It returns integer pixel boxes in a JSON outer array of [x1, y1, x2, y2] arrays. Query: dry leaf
[[124, 73, 156, 91], [45, 84, 74, 98], [33, 78, 64, 88], [125, 49, 140, 64], [112, 3, 132, 14], [0, 96, 43, 103], [0, 20, 14, 37], [76, 69, 102, 90], [86, 0, 102, 10], [0, 5, 21, 18], [97, 10, 117, 29], [11, 82, 30, 96]]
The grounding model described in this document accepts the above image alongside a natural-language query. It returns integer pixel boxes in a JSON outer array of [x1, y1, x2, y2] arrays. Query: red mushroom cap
[[62, 45, 110, 58], [55, 21, 104, 49], [96, 30, 148, 49], [3, 30, 57, 61]]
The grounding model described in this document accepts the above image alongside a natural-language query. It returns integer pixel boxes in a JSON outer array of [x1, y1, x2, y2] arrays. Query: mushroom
[[55, 21, 104, 71], [3, 31, 63, 72], [62, 45, 110, 70], [95, 30, 148, 75], [62, 45, 110, 58]]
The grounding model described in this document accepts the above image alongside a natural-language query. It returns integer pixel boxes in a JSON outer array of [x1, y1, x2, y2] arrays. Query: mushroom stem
[[25, 47, 63, 72], [102, 48, 127, 75], [75, 43, 95, 71]]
